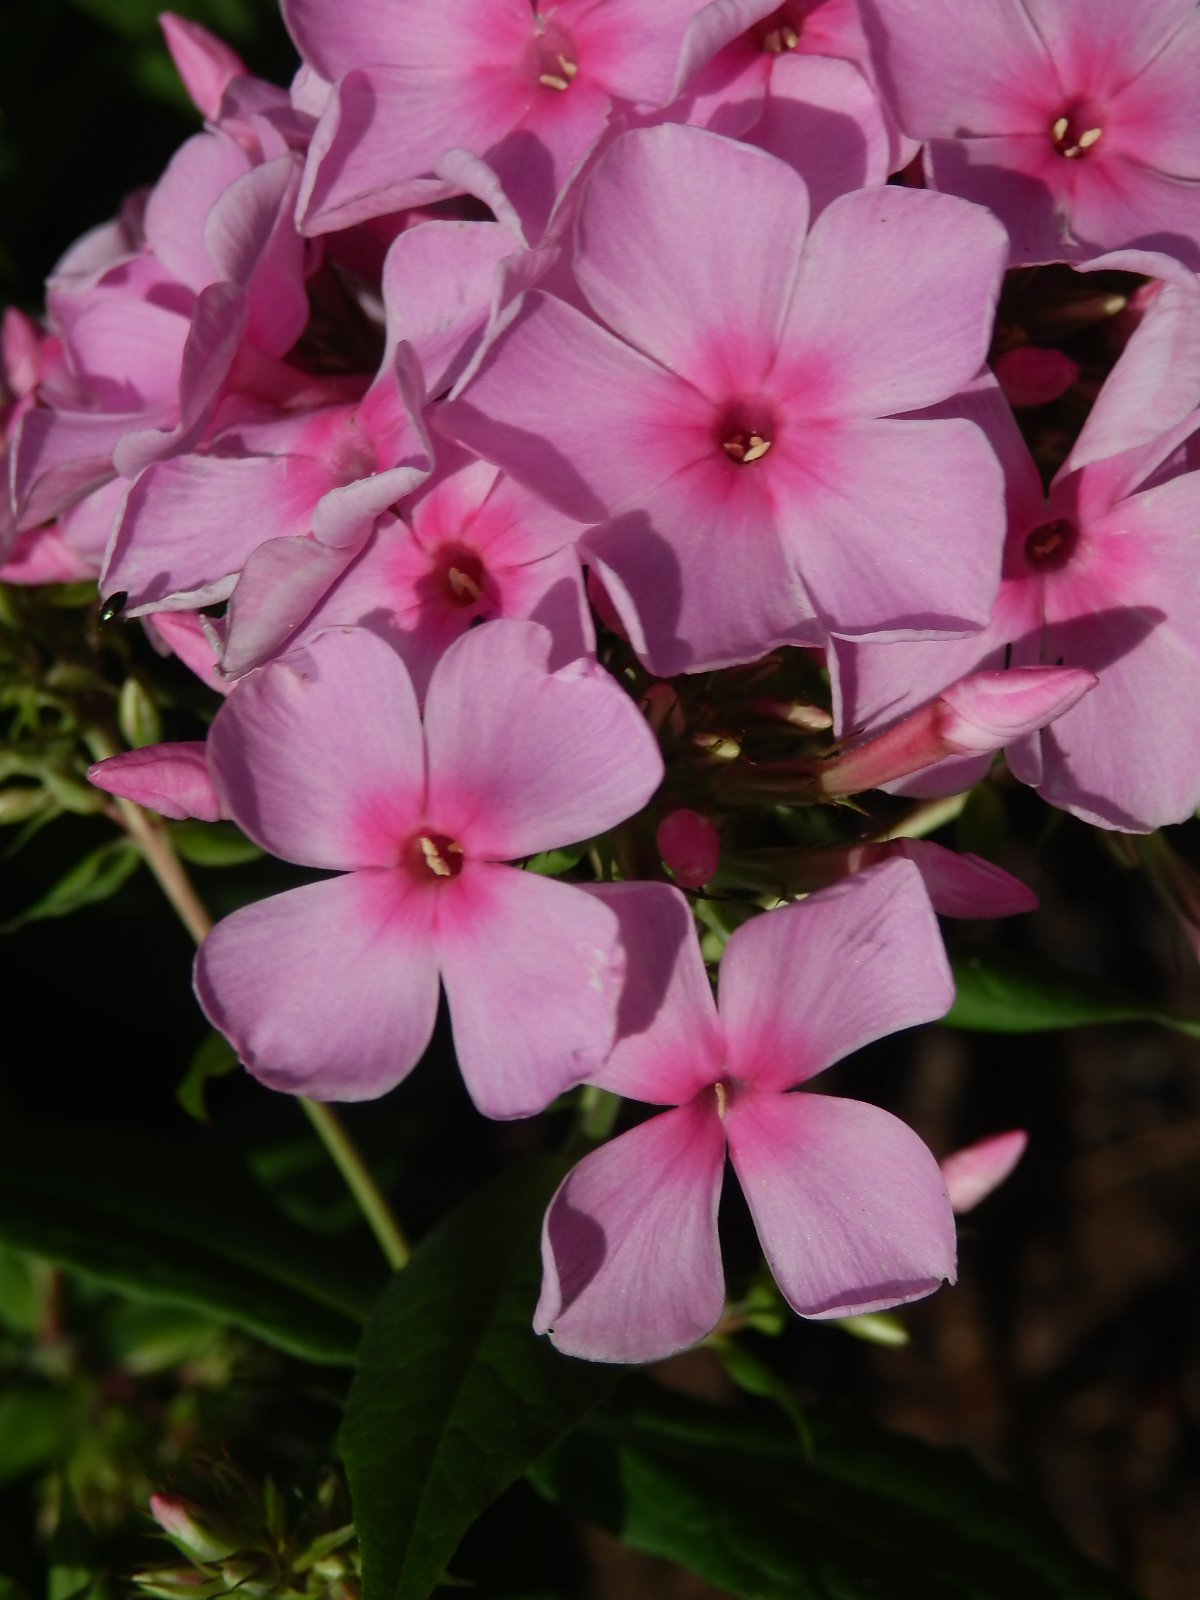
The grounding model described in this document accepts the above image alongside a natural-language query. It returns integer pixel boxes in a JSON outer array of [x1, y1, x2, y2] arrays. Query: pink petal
[[12, 409, 128, 530], [144, 131, 252, 293], [566, 0, 717, 106], [574, 124, 810, 394], [1106, 8, 1200, 178], [725, 1088, 956, 1317], [145, 611, 230, 697], [751, 53, 891, 218], [220, 537, 364, 680], [106, 454, 334, 613], [535, 1100, 727, 1363], [160, 13, 247, 120], [769, 416, 1005, 639], [423, 619, 662, 861], [891, 839, 1038, 918], [435, 862, 624, 1118], [862, 0, 1058, 139], [938, 665, 1099, 750], [720, 858, 954, 1091], [442, 289, 709, 526], [1024, 0, 1199, 109], [940, 1129, 1027, 1213], [584, 882, 725, 1106], [776, 187, 1008, 421], [87, 742, 225, 822], [207, 626, 425, 869], [205, 156, 309, 358], [194, 870, 440, 1100]]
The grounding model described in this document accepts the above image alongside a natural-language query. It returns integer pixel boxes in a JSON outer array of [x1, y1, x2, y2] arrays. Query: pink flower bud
[[88, 742, 226, 822], [1, 308, 41, 400], [819, 667, 1097, 797], [940, 1130, 1027, 1213], [657, 808, 720, 889], [994, 346, 1079, 408], [149, 1494, 240, 1563]]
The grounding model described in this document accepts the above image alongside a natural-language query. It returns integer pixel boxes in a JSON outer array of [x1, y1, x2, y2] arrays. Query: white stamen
[[1052, 116, 1069, 141], [447, 566, 483, 602], [714, 1082, 727, 1119], [417, 835, 462, 878], [540, 72, 571, 90], [742, 434, 772, 463], [559, 55, 578, 78], [1076, 126, 1103, 149]]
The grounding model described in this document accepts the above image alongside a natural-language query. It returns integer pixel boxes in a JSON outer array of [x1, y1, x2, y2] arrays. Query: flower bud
[[89, 742, 226, 823], [994, 346, 1078, 408], [119, 678, 164, 750], [657, 809, 719, 889], [149, 1494, 241, 1563]]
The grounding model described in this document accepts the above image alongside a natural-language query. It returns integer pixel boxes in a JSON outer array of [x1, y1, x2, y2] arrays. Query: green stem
[[300, 1099, 410, 1269], [88, 729, 410, 1270]]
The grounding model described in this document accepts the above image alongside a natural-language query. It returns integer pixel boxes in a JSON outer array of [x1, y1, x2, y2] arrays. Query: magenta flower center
[[1024, 517, 1078, 571], [435, 547, 488, 608], [406, 831, 465, 881], [1050, 100, 1105, 159], [718, 399, 777, 465], [527, 20, 579, 91], [754, 4, 805, 53]]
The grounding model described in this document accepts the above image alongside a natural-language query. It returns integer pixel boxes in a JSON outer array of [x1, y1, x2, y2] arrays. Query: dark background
[[5, 7, 1200, 1597]]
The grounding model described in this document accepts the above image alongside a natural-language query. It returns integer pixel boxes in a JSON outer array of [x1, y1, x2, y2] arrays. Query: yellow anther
[[714, 1081, 727, 1119], [762, 25, 800, 52], [742, 434, 772, 462], [1052, 116, 1069, 142], [722, 431, 772, 463], [447, 566, 483, 603], [417, 835, 462, 878], [1076, 126, 1103, 149], [540, 72, 571, 90], [559, 55, 578, 78]]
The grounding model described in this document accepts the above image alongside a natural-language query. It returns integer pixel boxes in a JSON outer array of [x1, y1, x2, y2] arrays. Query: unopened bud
[[940, 1130, 1027, 1213], [994, 346, 1079, 408], [0, 786, 48, 824], [149, 1494, 240, 1563], [641, 682, 681, 735], [89, 742, 225, 823], [119, 678, 164, 750], [657, 809, 719, 889], [694, 731, 741, 762]]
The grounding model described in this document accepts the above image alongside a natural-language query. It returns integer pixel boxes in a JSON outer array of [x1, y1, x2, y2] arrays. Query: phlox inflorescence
[[31, 0, 1196, 1361]]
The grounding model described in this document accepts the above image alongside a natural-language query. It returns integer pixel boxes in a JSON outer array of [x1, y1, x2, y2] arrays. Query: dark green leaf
[[945, 952, 1200, 1038], [531, 1381, 1132, 1600], [176, 1031, 238, 1123], [0, 837, 139, 934], [169, 821, 263, 868], [0, 1118, 386, 1363], [342, 1158, 619, 1600], [525, 841, 591, 877], [0, 1383, 90, 1486]]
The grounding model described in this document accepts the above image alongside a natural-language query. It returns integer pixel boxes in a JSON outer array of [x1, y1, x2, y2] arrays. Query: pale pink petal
[[938, 664, 1099, 751], [60, 297, 191, 412], [583, 881, 725, 1105], [574, 124, 810, 393], [720, 858, 954, 1091], [1106, 9, 1200, 178], [923, 135, 1073, 266], [219, 538, 361, 679], [205, 156, 309, 357], [208, 626, 425, 868], [566, 0, 717, 106], [1023, 0, 1198, 107], [12, 409, 128, 530], [752, 53, 891, 217], [442, 289, 714, 526], [777, 187, 1008, 420], [144, 131, 252, 293], [282, 0, 515, 80], [0, 523, 98, 585], [423, 619, 662, 860], [87, 742, 224, 822], [535, 1101, 726, 1362], [768, 417, 1005, 639], [1065, 156, 1200, 273], [145, 611, 230, 696], [725, 1089, 956, 1317], [106, 454, 334, 613], [940, 1129, 1027, 1213], [861, 0, 1058, 139], [891, 840, 1038, 918], [160, 13, 247, 121], [581, 457, 822, 677], [435, 862, 624, 1118], [194, 870, 440, 1100]]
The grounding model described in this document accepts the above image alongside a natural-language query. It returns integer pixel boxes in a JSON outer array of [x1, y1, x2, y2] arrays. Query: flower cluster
[[5, 0, 1194, 1362]]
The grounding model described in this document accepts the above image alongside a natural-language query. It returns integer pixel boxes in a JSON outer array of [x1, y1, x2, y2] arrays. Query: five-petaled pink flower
[[536, 860, 957, 1362], [190, 620, 663, 1118]]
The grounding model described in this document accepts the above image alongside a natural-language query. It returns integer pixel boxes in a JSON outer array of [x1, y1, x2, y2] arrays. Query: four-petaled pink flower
[[445, 122, 1010, 676], [536, 860, 957, 1363], [192, 620, 664, 1118]]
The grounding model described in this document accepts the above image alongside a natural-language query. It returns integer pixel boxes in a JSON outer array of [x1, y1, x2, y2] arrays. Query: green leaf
[[0, 838, 140, 934], [176, 1031, 238, 1123], [0, 1383, 90, 1486], [0, 1117, 385, 1364], [946, 953, 1200, 1038], [169, 821, 263, 868], [342, 1159, 619, 1600], [531, 1381, 1133, 1600], [524, 840, 591, 876]]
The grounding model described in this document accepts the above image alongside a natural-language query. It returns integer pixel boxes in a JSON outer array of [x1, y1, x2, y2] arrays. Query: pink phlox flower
[[160, 13, 315, 160], [863, 0, 1200, 273], [103, 213, 533, 678], [535, 859, 957, 1363], [940, 1130, 1027, 1214], [193, 619, 664, 1118], [444, 123, 1010, 676], [833, 283, 1200, 830], [284, 0, 721, 240], [293, 447, 594, 700]]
